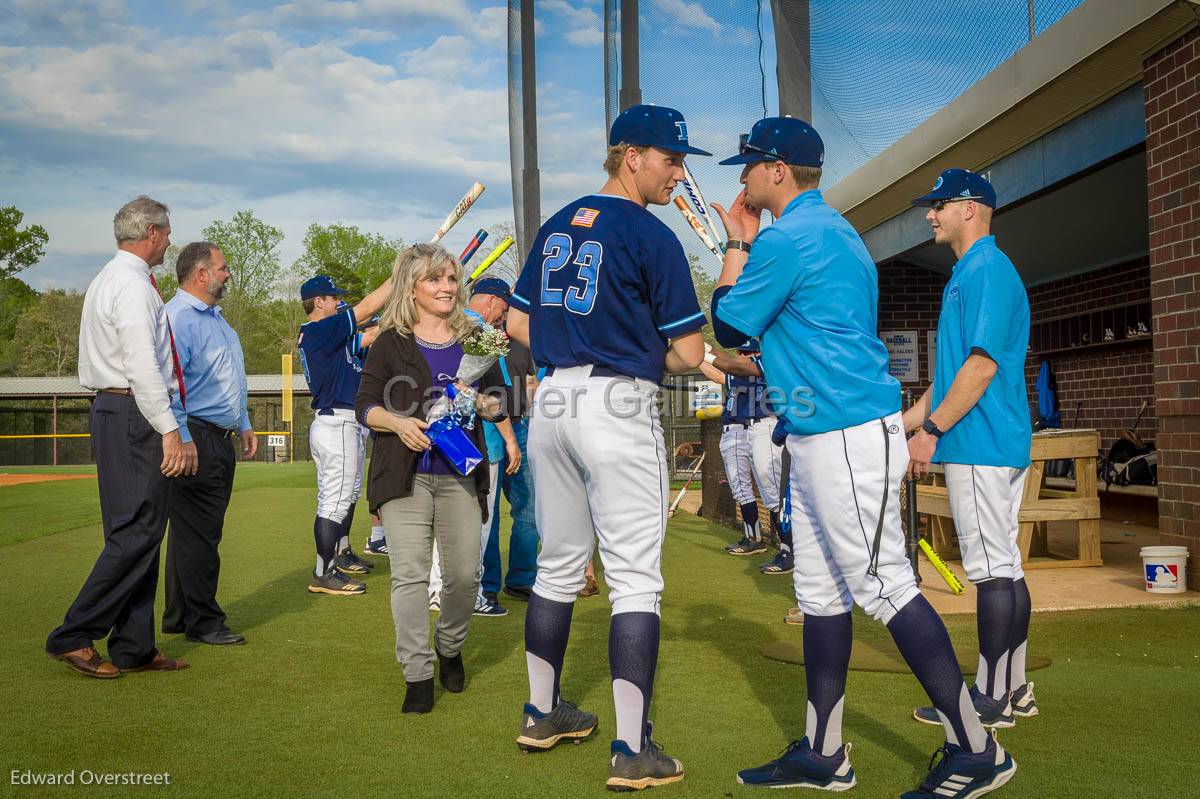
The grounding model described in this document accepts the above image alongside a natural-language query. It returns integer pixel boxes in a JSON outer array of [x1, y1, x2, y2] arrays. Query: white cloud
[[334, 28, 399, 47], [539, 0, 602, 48], [246, 0, 472, 27], [566, 28, 603, 47], [404, 34, 493, 82], [651, 0, 721, 35], [1, 0, 130, 47]]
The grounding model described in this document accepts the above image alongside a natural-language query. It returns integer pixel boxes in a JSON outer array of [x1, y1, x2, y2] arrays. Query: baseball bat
[[672, 196, 723, 266], [464, 236, 513, 287], [459, 229, 488, 265], [430, 181, 485, 243], [918, 539, 965, 595], [668, 453, 706, 518], [681, 164, 724, 250]]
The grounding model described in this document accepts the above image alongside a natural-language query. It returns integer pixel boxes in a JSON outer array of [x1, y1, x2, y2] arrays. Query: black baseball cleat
[[516, 700, 598, 752], [759, 551, 794, 574], [726, 537, 767, 556], [307, 569, 366, 596], [606, 726, 684, 792], [335, 548, 372, 574]]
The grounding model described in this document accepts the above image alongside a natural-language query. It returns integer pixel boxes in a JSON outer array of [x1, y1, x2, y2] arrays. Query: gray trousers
[[380, 473, 482, 682]]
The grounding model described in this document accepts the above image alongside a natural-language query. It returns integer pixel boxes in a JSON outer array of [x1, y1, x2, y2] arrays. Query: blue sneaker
[[473, 597, 509, 617], [1010, 682, 1038, 718], [736, 737, 855, 791], [913, 686, 1014, 729], [759, 551, 794, 575], [364, 538, 389, 556], [901, 732, 1016, 799]]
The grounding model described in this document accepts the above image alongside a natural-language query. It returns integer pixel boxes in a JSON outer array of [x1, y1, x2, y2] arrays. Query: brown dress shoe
[[47, 646, 121, 679], [119, 649, 191, 673], [578, 576, 600, 598]]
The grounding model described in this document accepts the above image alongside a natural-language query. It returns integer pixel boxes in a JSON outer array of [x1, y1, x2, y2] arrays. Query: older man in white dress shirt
[[45, 196, 196, 678]]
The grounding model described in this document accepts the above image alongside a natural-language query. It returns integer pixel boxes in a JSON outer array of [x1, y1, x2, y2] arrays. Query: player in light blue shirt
[[712, 120, 1013, 799], [903, 168, 1037, 732]]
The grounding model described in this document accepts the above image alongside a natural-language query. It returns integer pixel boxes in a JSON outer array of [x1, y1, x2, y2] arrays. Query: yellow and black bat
[[919, 539, 965, 595]]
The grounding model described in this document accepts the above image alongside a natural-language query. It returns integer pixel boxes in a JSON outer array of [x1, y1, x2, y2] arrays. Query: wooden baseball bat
[[431, 182, 485, 243], [672, 196, 723, 266], [668, 453, 706, 518]]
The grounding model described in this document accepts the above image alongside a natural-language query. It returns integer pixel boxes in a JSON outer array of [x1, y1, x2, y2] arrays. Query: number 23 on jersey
[[539, 232, 602, 315]]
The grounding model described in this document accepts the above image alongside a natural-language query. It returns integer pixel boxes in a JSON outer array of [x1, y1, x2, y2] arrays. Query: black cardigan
[[355, 328, 504, 516]]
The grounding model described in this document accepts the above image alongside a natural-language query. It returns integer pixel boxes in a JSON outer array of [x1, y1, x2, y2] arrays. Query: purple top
[[417, 337, 466, 475]]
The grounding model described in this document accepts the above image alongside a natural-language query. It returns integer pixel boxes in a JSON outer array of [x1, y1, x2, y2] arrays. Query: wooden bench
[[915, 429, 1102, 569]]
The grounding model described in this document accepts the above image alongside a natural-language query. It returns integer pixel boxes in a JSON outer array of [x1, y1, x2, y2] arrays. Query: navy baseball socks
[[307, 517, 365, 595], [1007, 578, 1037, 717], [727, 502, 767, 555], [607, 612, 683, 791], [887, 595, 994, 754], [974, 578, 1014, 702], [518, 593, 598, 752], [737, 613, 855, 790]]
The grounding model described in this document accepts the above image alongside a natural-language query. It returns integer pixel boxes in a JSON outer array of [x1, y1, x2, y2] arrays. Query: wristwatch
[[725, 239, 752, 253], [921, 419, 945, 439]]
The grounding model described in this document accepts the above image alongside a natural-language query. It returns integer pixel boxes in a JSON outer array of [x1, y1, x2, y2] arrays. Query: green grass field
[[2, 463, 1197, 798]]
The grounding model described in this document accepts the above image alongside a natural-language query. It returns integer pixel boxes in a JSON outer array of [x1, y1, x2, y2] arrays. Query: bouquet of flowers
[[424, 320, 510, 475]]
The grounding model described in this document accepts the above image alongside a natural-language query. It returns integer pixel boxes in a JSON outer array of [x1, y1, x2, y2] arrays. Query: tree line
[[0, 205, 718, 379]]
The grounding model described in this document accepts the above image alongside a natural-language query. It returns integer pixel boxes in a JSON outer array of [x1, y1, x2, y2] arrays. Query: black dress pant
[[162, 420, 236, 636], [46, 392, 170, 669]]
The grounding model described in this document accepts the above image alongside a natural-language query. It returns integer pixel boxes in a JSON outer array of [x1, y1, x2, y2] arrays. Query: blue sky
[[1, 0, 1084, 291], [2, 0, 772, 291]]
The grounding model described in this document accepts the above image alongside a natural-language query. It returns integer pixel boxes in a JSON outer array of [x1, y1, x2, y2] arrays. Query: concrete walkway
[[674, 490, 1199, 614]]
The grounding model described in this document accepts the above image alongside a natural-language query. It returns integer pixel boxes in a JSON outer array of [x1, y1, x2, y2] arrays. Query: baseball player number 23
[[540, 232, 601, 314]]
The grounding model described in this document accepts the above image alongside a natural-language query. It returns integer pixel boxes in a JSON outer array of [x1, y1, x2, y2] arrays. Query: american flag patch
[[571, 207, 600, 227]]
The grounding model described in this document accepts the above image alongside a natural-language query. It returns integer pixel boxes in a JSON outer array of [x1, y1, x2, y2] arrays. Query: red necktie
[[148, 273, 187, 409]]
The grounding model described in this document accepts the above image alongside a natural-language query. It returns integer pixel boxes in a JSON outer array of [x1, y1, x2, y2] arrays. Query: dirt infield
[[0, 473, 95, 488]]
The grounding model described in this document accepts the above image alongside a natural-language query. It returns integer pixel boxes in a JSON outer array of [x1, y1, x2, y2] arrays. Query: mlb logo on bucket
[[1145, 563, 1179, 587]]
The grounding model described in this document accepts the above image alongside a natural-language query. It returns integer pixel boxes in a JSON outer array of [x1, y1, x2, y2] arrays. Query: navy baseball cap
[[719, 116, 823, 167], [300, 275, 349, 300], [470, 277, 510, 301], [912, 168, 997, 209], [609, 104, 711, 156], [736, 338, 761, 353]]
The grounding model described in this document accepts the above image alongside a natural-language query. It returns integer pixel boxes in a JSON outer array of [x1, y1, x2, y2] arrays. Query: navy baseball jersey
[[724, 356, 771, 423], [509, 195, 706, 382], [298, 308, 363, 410]]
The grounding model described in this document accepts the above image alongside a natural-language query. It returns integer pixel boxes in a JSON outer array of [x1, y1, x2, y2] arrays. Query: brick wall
[[878, 260, 943, 401], [877, 259, 1156, 451], [1144, 27, 1200, 589], [1023, 259, 1156, 452]]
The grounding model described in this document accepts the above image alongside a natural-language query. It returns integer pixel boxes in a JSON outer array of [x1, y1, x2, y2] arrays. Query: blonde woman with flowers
[[356, 243, 508, 714]]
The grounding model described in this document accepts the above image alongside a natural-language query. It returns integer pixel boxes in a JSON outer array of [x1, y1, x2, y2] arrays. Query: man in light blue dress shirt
[[161, 241, 257, 646]]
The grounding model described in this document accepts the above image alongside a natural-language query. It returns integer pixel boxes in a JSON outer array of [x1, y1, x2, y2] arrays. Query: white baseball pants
[[528, 366, 667, 616], [718, 417, 782, 509], [943, 464, 1029, 582], [787, 412, 919, 625], [309, 409, 364, 523]]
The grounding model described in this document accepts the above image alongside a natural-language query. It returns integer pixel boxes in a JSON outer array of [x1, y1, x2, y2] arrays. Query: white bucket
[[1140, 546, 1189, 594]]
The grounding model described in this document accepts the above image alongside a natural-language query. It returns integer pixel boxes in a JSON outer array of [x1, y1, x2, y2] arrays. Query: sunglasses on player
[[738, 133, 784, 162], [930, 197, 982, 212]]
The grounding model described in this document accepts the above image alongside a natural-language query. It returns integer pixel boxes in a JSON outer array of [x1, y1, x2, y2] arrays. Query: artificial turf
[[2, 462, 1197, 798]]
